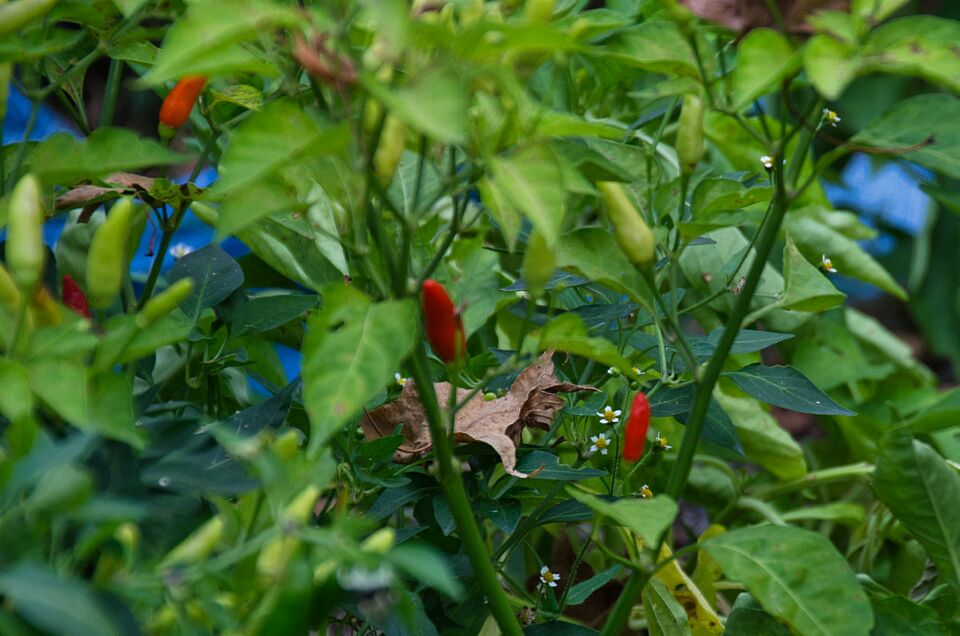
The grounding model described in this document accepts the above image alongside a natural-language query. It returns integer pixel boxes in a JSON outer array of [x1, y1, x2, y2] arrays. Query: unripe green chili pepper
[[373, 114, 406, 186], [161, 516, 225, 567], [597, 181, 655, 267], [676, 94, 705, 175], [361, 527, 395, 555], [86, 198, 138, 309], [522, 229, 554, 299], [136, 278, 194, 328], [6, 174, 45, 292], [0, 0, 59, 37], [256, 485, 320, 578]]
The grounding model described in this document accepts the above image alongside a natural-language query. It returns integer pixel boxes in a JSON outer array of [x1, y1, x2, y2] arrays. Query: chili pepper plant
[[1, 0, 959, 634]]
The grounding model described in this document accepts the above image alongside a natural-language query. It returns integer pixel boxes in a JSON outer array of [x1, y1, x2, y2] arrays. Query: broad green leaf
[[792, 310, 893, 391], [598, 21, 698, 78], [363, 68, 466, 143], [539, 314, 634, 374], [780, 235, 846, 312], [689, 328, 793, 357], [714, 387, 807, 480], [211, 100, 350, 234], [643, 577, 692, 636], [144, 0, 298, 83], [97, 312, 192, 367], [441, 238, 503, 337], [0, 28, 83, 64], [565, 488, 677, 545], [845, 307, 933, 383], [0, 359, 33, 423], [488, 144, 566, 246], [724, 593, 790, 636], [691, 177, 771, 219], [702, 525, 874, 635], [166, 244, 244, 323], [784, 214, 907, 299], [209, 84, 263, 111], [853, 93, 960, 180], [24, 128, 185, 185], [803, 35, 861, 100], [387, 543, 463, 600], [870, 595, 945, 636], [904, 388, 960, 433], [229, 294, 317, 337], [875, 429, 960, 590], [302, 288, 417, 453], [725, 364, 856, 416], [0, 563, 122, 636], [862, 16, 960, 95], [647, 384, 744, 454], [564, 565, 621, 606], [852, 0, 911, 23], [514, 450, 606, 481], [732, 29, 801, 111], [556, 228, 649, 303]]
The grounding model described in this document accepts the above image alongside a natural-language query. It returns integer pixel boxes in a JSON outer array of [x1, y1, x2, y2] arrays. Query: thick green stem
[[407, 345, 521, 635], [601, 150, 790, 636], [99, 58, 123, 128]]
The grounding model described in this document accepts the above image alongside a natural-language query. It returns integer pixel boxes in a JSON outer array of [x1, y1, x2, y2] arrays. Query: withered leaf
[[681, 0, 848, 34], [361, 351, 594, 477]]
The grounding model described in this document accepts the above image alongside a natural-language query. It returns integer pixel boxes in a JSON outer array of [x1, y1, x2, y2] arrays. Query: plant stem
[[601, 148, 790, 636], [5, 101, 37, 191], [407, 344, 521, 635], [99, 58, 123, 128], [749, 462, 874, 500]]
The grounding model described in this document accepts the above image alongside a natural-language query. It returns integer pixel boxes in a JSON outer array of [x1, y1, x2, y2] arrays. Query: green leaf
[[229, 293, 317, 337], [845, 307, 933, 383], [875, 429, 960, 590], [166, 244, 244, 323], [725, 364, 856, 416], [539, 313, 634, 374], [904, 388, 960, 434], [598, 21, 698, 78], [714, 387, 807, 481], [0, 359, 33, 423], [489, 144, 566, 246], [564, 565, 621, 606], [363, 68, 466, 143], [785, 214, 907, 299], [210, 100, 350, 235], [209, 84, 263, 111], [853, 93, 960, 180], [724, 593, 790, 636], [780, 502, 865, 525], [0, 563, 122, 636], [870, 595, 946, 636], [514, 450, 606, 481], [387, 543, 463, 600], [565, 488, 677, 545], [732, 29, 801, 111], [702, 525, 874, 635], [556, 228, 649, 303], [643, 576, 692, 636], [861, 16, 960, 95], [144, 0, 299, 83], [689, 329, 793, 356], [302, 288, 417, 452], [24, 128, 186, 185], [803, 35, 861, 100], [648, 385, 744, 454], [791, 310, 894, 391], [780, 234, 846, 312]]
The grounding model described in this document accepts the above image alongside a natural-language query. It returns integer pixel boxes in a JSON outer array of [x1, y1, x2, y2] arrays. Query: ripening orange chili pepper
[[61, 274, 90, 318], [421, 279, 466, 363], [159, 75, 207, 129], [623, 392, 650, 462]]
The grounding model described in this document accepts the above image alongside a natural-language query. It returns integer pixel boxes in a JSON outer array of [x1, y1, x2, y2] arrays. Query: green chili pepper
[[677, 94, 705, 175], [373, 114, 406, 186], [597, 181, 655, 267], [136, 278, 194, 328], [85, 198, 138, 309], [6, 174, 45, 292], [522, 229, 555, 299]]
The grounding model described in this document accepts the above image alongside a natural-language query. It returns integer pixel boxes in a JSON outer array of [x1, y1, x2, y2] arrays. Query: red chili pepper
[[623, 392, 650, 462], [61, 274, 90, 318], [421, 279, 466, 363], [159, 75, 207, 129]]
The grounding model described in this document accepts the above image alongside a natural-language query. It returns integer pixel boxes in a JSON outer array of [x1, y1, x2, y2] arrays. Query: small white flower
[[539, 565, 560, 588], [590, 433, 611, 456], [638, 484, 653, 499], [607, 366, 619, 376], [760, 155, 774, 170], [822, 108, 841, 127], [820, 254, 837, 273], [596, 405, 621, 424], [168, 242, 194, 259], [656, 433, 672, 451], [632, 366, 645, 376], [394, 372, 407, 387]]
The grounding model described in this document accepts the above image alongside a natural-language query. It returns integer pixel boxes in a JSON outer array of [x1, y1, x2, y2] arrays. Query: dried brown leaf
[[680, 0, 848, 34], [361, 351, 594, 477]]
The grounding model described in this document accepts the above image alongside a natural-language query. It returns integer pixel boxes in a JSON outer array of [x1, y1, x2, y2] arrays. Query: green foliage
[[1, 0, 960, 633]]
